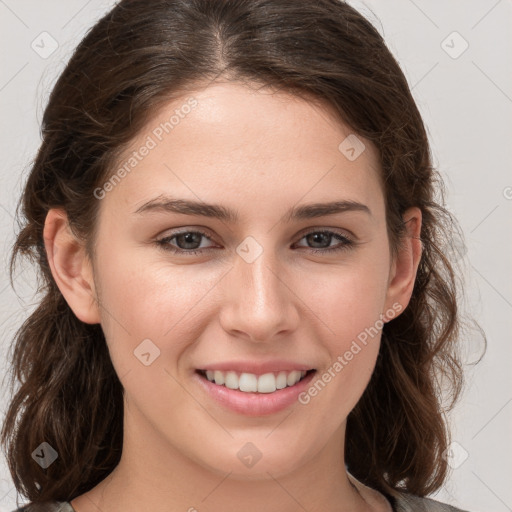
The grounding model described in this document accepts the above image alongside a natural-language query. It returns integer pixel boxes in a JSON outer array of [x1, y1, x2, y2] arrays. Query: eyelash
[[155, 229, 355, 256]]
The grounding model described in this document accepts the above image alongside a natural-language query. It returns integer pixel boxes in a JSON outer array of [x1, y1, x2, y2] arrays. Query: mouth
[[196, 368, 316, 394]]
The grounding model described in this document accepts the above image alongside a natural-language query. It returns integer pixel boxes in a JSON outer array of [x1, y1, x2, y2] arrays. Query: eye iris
[[307, 232, 331, 248], [176, 232, 202, 249], [166, 230, 344, 253]]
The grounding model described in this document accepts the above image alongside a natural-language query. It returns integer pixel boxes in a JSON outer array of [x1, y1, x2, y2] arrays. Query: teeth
[[239, 372, 258, 392], [202, 369, 308, 393], [287, 370, 301, 386], [276, 371, 288, 389], [258, 373, 276, 393], [225, 371, 239, 390]]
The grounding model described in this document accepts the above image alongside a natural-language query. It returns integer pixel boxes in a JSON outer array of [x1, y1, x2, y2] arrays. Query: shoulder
[[393, 492, 470, 512], [12, 496, 471, 512], [12, 501, 75, 512]]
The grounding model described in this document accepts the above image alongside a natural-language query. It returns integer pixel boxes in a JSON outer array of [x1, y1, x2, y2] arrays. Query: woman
[[1, 0, 478, 511]]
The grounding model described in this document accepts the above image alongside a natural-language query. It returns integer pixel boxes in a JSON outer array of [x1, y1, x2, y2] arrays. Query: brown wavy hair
[[1, 0, 484, 506]]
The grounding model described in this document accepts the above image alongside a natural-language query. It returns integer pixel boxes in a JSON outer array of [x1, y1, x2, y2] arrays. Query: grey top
[[13, 494, 470, 511], [394, 494, 469, 511]]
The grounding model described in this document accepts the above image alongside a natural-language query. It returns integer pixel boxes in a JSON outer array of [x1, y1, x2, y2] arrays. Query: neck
[[71, 404, 386, 512]]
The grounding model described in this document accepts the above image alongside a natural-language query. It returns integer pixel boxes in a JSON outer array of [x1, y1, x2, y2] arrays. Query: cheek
[[299, 337, 380, 435], [298, 279, 385, 425], [93, 249, 225, 370], [293, 258, 389, 342], [293, 261, 388, 410]]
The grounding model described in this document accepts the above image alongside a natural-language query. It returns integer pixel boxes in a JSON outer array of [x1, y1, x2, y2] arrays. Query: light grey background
[[0, 1, 511, 511]]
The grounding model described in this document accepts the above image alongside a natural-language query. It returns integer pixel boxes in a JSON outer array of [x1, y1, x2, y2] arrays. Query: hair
[[1, 0, 484, 505]]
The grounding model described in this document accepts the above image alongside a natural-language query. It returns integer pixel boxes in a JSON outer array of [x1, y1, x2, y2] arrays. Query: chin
[[207, 442, 307, 480]]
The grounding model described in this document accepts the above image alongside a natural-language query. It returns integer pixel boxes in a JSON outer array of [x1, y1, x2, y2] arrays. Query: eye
[[155, 229, 355, 256], [156, 229, 216, 255], [294, 230, 354, 254]]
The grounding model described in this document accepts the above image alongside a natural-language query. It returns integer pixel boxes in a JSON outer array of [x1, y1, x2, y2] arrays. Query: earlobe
[[43, 209, 101, 325], [383, 207, 423, 320]]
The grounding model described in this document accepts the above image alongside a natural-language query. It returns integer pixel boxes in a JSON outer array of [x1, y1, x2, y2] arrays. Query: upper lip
[[197, 360, 316, 376]]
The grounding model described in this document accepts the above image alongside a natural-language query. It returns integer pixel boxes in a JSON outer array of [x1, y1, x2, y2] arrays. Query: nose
[[218, 243, 300, 344]]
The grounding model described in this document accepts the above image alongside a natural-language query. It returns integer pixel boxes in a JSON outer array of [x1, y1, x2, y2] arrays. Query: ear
[[43, 209, 101, 324], [383, 207, 422, 321]]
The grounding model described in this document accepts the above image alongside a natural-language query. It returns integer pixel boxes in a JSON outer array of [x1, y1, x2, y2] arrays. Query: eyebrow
[[133, 195, 372, 222]]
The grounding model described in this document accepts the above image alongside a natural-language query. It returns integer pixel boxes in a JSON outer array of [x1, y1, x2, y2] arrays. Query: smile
[[196, 369, 315, 394]]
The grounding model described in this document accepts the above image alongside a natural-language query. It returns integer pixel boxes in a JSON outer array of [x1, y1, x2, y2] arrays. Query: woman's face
[[74, 82, 416, 479]]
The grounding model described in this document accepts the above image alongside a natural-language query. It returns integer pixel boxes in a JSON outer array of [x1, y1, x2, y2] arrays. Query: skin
[[44, 81, 422, 512]]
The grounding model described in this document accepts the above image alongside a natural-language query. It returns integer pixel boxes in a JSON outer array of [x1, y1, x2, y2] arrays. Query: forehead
[[102, 81, 384, 220]]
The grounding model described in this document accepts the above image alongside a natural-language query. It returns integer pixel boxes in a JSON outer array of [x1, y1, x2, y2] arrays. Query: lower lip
[[193, 370, 317, 416]]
